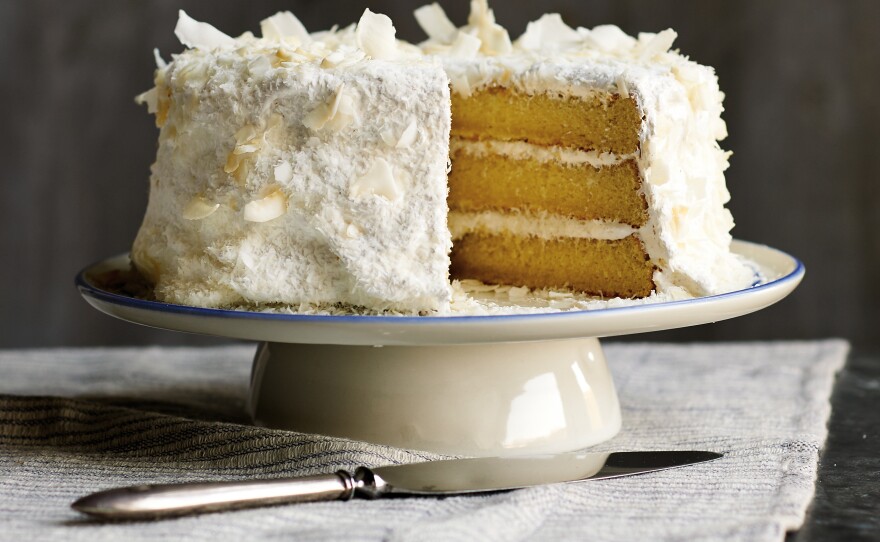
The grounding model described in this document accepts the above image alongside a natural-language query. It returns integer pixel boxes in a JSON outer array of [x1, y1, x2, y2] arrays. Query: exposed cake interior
[[447, 86, 654, 298], [421, 0, 756, 303]]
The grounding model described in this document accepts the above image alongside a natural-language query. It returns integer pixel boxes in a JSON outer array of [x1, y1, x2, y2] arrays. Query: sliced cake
[[418, 2, 754, 298]]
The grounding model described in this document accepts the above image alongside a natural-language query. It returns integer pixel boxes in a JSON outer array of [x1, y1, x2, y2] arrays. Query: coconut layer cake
[[131, 2, 754, 314]]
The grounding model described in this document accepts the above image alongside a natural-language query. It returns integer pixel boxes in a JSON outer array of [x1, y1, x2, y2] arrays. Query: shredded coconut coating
[[133, 11, 453, 313]]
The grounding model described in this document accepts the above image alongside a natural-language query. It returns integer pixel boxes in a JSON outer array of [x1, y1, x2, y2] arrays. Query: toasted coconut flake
[[466, 0, 512, 55], [135, 87, 159, 114], [182, 196, 220, 220], [517, 13, 581, 51], [303, 84, 359, 132], [244, 189, 288, 222], [380, 127, 397, 147], [321, 51, 346, 68], [233, 143, 259, 155], [303, 93, 336, 131], [583, 25, 636, 52], [350, 158, 401, 202], [480, 24, 512, 55], [396, 119, 419, 148], [414, 3, 457, 44], [235, 125, 258, 143], [174, 10, 235, 50], [638, 29, 677, 61], [248, 55, 272, 77], [274, 161, 294, 183], [355, 9, 398, 60], [224, 153, 243, 174], [260, 11, 310, 43], [468, 0, 494, 27], [152, 48, 167, 69], [346, 224, 361, 238], [448, 31, 481, 58], [449, 73, 473, 98]]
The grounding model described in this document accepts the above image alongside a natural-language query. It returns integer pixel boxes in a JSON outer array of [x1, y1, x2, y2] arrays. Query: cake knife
[[72, 450, 721, 520]]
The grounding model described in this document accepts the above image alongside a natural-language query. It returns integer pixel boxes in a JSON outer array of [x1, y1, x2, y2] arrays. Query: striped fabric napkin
[[0, 341, 847, 541]]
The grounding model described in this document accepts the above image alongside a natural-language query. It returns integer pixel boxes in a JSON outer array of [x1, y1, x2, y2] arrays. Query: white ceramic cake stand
[[76, 240, 803, 457]]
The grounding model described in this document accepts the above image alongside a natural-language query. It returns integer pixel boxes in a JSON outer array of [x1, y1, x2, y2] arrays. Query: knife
[[72, 450, 721, 520]]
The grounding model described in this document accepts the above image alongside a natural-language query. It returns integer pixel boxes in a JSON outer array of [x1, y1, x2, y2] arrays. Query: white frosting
[[451, 139, 628, 167], [133, 10, 453, 312], [449, 210, 635, 241]]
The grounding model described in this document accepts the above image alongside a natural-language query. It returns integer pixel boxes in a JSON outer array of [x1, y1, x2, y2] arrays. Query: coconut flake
[[396, 119, 419, 148], [303, 84, 360, 132], [582, 25, 637, 53], [350, 158, 402, 202], [260, 11, 310, 43], [466, 0, 511, 55], [135, 87, 159, 113], [448, 31, 482, 58], [414, 3, 458, 44], [152, 48, 167, 69], [480, 25, 512, 55], [321, 51, 346, 68], [344, 223, 362, 238], [244, 189, 288, 222], [274, 161, 294, 184], [616, 77, 629, 96], [449, 73, 473, 98], [248, 55, 272, 78], [380, 127, 397, 147], [233, 125, 259, 149], [517, 13, 581, 51], [638, 29, 677, 61], [182, 197, 220, 220], [468, 0, 494, 27], [355, 9, 398, 60], [174, 10, 235, 50]]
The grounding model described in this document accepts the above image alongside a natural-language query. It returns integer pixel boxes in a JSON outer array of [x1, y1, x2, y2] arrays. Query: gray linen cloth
[[0, 340, 847, 541]]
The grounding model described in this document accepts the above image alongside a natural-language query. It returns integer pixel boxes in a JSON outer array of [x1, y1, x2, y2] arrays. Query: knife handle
[[72, 471, 358, 520]]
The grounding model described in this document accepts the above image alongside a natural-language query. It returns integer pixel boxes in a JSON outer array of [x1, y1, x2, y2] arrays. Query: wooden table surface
[[788, 351, 880, 541]]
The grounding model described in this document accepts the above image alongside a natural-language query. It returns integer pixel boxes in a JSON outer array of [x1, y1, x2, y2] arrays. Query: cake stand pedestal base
[[247, 337, 621, 457]]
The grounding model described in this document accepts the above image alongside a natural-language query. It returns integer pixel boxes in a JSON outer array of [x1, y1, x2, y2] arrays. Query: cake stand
[[76, 240, 803, 457]]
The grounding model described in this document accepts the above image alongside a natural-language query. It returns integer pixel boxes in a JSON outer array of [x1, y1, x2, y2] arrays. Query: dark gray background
[[2, 0, 877, 348]]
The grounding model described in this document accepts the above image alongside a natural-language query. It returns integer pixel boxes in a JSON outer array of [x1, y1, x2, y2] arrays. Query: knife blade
[[72, 450, 721, 520]]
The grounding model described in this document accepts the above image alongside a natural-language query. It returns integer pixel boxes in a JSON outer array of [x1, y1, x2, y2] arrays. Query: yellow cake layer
[[448, 150, 648, 227], [451, 232, 655, 298], [451, 88, 641, 154]]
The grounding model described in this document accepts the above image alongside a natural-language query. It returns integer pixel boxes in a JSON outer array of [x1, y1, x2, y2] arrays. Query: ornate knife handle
[[72, 468, 386, 520]]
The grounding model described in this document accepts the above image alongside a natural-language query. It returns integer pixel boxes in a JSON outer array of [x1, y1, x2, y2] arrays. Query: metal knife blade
[[72, 450, 721, 520]]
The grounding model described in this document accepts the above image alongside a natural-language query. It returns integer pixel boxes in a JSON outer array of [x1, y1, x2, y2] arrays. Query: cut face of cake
[[419, 4, 755, 299], [132, 10, 453, 312]]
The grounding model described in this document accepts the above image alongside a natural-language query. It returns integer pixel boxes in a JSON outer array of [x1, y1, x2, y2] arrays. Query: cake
[[132, 3, 754, 314]]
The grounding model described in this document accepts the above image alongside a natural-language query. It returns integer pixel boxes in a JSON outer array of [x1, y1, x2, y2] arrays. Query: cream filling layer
[[450, 138, 634, 167], [448, 210, 636, 241]]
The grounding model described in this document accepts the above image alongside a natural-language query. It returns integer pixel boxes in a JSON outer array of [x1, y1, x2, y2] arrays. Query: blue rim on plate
[[75, 240, 804, 325]]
